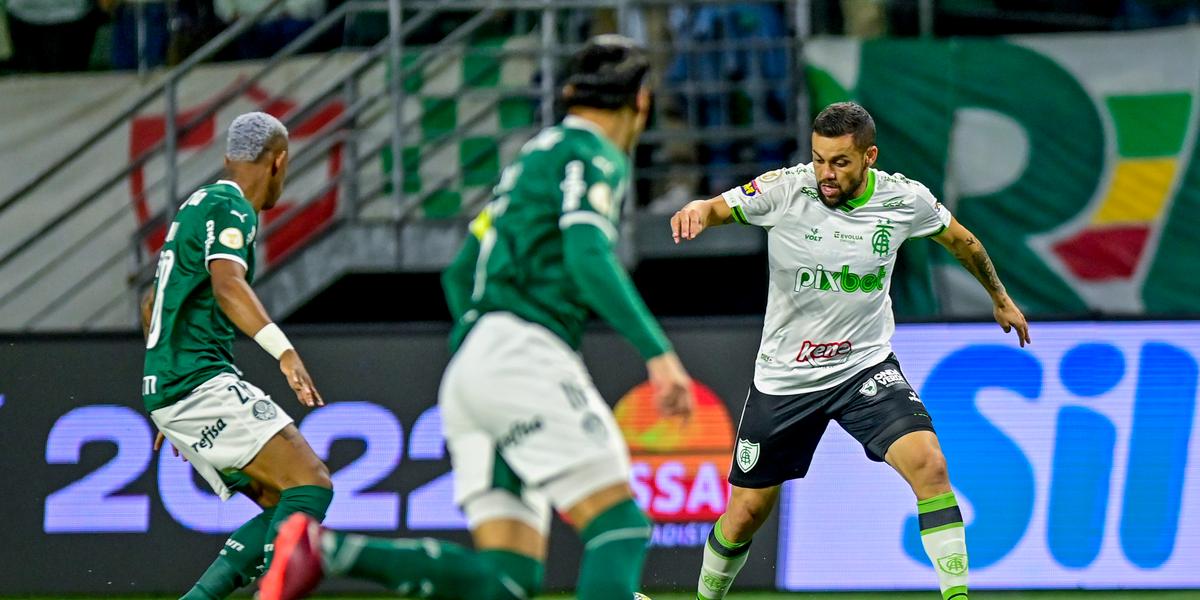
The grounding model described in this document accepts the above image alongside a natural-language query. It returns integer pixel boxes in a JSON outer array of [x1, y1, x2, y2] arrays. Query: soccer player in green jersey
[[673, 102, 1031, 600], [261, 36, 694, 600], [142, 112, 334, 600]]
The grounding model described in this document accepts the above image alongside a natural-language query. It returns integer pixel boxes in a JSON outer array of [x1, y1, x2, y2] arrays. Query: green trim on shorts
[[219, 469, 255, 493], [492, 450, 524, 496]]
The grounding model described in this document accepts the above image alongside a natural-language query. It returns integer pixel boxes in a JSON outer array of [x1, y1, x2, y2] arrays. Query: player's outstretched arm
[[670, 196, 734, 243], [932, 217, 1031, 347], [563, 223, 694, 419], [210, 259, 324, 407]]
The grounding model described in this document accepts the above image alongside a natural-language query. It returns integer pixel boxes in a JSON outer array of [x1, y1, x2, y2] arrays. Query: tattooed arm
[[933, 217, 1031, 346]]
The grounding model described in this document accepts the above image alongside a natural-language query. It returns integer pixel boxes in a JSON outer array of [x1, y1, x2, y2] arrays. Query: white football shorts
[[151, 372, 293, 499], [440, 312, 631, 533]]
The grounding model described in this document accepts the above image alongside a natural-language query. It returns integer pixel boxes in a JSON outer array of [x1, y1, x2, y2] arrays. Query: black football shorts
[[729, 354, 935, 488]]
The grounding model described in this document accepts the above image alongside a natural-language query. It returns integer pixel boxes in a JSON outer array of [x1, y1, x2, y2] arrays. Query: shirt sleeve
[[910, 183, 952, 239], [203, 197, 257, 272], [442, 232, 479, 324], [562, 223, 672, 360], [721, 169, 795, 227], [555, 150, 672, 359]]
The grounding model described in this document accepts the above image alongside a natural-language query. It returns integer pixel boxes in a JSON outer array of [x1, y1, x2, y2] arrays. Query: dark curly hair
[[813, 102, 876, 150], [561, 34, 650, 111]]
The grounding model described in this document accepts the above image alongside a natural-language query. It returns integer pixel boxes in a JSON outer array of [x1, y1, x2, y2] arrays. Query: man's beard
[[819, 173, 863, 207]]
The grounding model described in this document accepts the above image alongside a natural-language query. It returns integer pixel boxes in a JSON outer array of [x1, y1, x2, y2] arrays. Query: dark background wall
[[4, 319, 1200, 594], [0, 319, 776, 595]]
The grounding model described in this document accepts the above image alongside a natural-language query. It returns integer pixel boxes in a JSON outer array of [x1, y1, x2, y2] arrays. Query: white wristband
[[253, 323, 294, 360]]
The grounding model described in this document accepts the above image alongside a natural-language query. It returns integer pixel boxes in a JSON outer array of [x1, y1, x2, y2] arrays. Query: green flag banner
[[805, 27, 1200, 317]]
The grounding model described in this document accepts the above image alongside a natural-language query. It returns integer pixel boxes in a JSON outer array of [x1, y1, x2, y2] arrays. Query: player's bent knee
[[728, 487, 777, 525], [237, 478, 280, 508], [273, 463, 333, 490], [310, 461, 333, 489], [905, 449, 950, 494], [918, 448, 949, 479], [310, 470, 333, 490], [285, 431, 334, 488], [542, 457, 630, 517]]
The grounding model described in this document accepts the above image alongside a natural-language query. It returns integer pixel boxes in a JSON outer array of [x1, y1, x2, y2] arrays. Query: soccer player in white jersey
[[671, 102, 1030, 600]]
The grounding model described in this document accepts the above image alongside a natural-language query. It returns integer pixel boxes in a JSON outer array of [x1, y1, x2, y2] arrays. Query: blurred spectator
[[168, 0, 225, 65], [214, 0, 323, 59], [1120, 0, 1200, 28], [6, 0, 101, 71], [101, 0, 168, 70], [666, 3, 789, 193], [841, 0, 887, 37], [588, 5, 700, 210]]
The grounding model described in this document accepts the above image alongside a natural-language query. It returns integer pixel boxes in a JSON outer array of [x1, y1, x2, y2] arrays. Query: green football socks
[[265, 485, 333, 568], [696, 516, 752, 600], [576, 498, 653, 600], [180, 508, 274, 599], [320, 532, 542, 599], [918, 491, 969, 600]]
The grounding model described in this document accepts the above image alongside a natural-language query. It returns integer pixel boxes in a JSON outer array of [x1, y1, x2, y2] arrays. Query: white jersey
[[723, 164, 952, 395]]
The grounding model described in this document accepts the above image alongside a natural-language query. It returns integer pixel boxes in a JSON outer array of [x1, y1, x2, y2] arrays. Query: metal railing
[[0, 0, 809, 331], [0, 0, 517, 329]]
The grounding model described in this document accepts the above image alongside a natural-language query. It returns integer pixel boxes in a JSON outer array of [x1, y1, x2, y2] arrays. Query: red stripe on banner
[[1050, 226, 1151, 281]]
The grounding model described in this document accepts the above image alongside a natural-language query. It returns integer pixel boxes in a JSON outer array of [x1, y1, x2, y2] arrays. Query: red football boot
[[258, 513, 325, 600]]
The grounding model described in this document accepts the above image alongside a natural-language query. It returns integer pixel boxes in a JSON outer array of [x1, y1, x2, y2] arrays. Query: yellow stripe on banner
[[1091, 159, 1177, 225]]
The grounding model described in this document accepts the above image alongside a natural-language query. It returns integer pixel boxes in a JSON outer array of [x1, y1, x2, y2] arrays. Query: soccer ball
[[633, 594, 652, 600]]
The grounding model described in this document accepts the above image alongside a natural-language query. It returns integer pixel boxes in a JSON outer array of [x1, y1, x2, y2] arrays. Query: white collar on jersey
[[215, 179, 246, 197], [562, 114, 608, 139]]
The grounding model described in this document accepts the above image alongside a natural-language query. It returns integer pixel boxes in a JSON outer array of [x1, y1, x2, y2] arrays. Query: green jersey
[[142, 181, 258, 412], [444, 115, 671, 359]]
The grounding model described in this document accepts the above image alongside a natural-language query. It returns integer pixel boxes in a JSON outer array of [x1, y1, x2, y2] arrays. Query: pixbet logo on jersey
[[794, 264, 887, 294], [615, 381, 733, 547], [796, 340, 853, 367]]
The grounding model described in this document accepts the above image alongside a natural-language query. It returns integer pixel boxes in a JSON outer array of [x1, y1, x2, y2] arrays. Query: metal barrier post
[[794, 0, 811, 158], [343, 77, 361, 217], [388, 0, 405, 212], [164, 76, 179, 221], [540, 1, 557, 128], [136, 0, 148, 76], [920, 0, 934, 37]]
